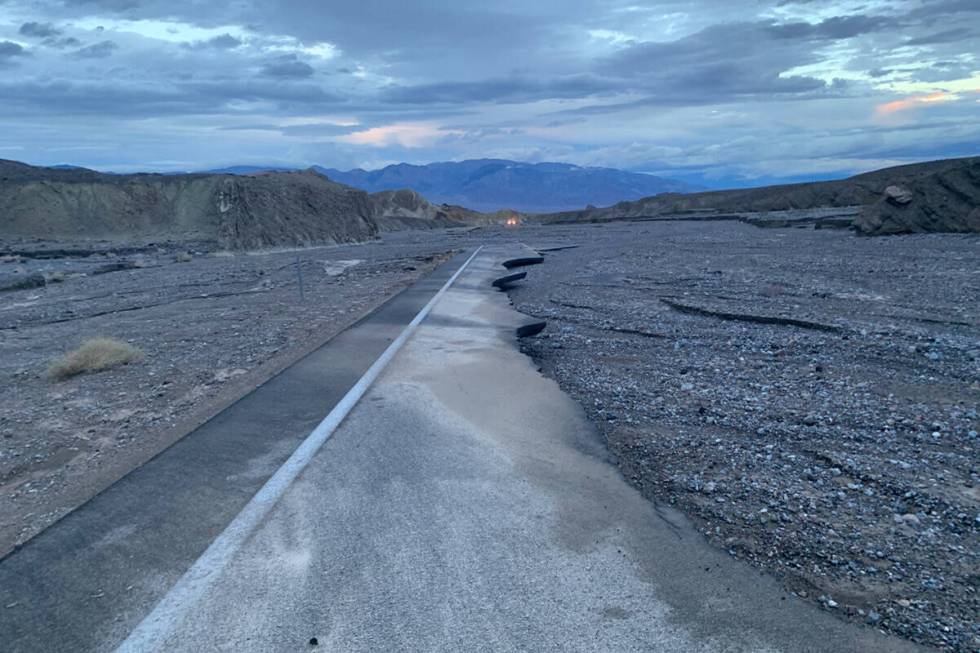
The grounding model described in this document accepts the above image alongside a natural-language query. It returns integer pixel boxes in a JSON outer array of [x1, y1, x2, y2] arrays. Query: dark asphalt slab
[[0, 250, 472, 653]]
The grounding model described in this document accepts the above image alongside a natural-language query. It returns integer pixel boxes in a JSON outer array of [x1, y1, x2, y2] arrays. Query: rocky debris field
[[508, 221, 979, 651], [2, 219, 977, 650], [0, 234, 463, 556]]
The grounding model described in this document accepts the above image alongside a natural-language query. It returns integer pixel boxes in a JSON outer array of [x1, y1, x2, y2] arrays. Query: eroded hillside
[[0, 162, 379, 249], [538, 156, 980, 235]]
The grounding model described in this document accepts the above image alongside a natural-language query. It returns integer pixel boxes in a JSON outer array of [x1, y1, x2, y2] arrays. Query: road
[[1, 244, 923, 652]]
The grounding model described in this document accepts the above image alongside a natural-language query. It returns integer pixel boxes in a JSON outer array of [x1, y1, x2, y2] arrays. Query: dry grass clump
[[48, 337, 143, 380]]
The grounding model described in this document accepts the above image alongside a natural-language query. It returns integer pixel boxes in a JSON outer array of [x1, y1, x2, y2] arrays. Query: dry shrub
[[48, 337, 143, 380]]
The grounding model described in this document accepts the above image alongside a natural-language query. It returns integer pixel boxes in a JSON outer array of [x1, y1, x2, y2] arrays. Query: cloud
[[0, 76, 342, 118], [340, 123, 456, 148], [766, 14, 895, 40], [260, 54, 314, 78], [47, 37, 84, 49], [381, 74, 619, 105], [0, 41, 28, 59], [19, 22, 62, 38], [1, 0, 978, 183], [73, 40, 118, 58], [183, 33, 243, 50], [874, 91, 959, 118], [905, 0, 980, 21], [596, 21, 835, 105], [905, 28, 975, 46], [382, 18, 855, 108], [63, 0, 141, 10], [17, 22, 84, 49]]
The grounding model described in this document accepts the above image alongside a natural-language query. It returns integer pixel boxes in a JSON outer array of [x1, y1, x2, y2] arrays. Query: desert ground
[[1, 220, 977, 651], [508, 220, 978, 651], [0, 234, 466, 554]]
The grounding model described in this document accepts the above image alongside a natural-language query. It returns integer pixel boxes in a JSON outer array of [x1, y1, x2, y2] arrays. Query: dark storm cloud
[[45, 36, 83, 49], [182, 34, 243, 50], [260, 54, 314, 79], [0, 76, 342, 117], [596, 21, 834, 106], [765, 15, 896, 40], [205, 34, 242, 49], [0, 41, 28, 59], [2, 0, 977, 180], [73, 40, 118, 58], [240, 2, 555, 62], [18, 21, 83, 49], [382, 17, 852, 107], [19, 21, 61, 38]]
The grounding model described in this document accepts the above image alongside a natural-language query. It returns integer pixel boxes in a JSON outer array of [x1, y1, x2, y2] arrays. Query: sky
[[0, 0, 977, 187]]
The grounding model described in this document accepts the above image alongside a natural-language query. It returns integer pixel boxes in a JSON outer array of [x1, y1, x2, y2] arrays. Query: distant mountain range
[[204, 160, 700, 212]]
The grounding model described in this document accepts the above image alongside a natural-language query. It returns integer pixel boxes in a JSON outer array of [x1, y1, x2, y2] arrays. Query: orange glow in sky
[[875, 91, 957, 117]]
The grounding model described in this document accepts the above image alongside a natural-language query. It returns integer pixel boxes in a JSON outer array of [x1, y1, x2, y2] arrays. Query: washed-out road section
[[83, 245, 922, 651]]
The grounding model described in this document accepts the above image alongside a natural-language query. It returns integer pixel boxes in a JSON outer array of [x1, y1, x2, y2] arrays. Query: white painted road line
[[115, 246, 484, 653]]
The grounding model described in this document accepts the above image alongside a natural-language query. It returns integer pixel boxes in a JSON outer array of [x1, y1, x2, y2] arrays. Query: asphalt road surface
[[1, 244, 924, 652]]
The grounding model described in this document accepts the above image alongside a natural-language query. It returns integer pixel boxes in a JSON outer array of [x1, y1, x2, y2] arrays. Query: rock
[[106, 409, 137, 423], [883, 185, 914, 205], [819, 595, 839, 609], [0, 271, 45, 292], [855, 158, 980, 235], [213, 368, 248, 383], [174, 252, 193, 263], [92, 260, 144, 275]]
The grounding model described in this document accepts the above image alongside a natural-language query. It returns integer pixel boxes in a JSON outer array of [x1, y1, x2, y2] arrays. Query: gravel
[[509, 220, 979, 652]]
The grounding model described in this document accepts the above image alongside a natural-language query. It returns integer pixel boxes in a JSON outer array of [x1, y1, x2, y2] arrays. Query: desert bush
[[48, 337, 143, 380]]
